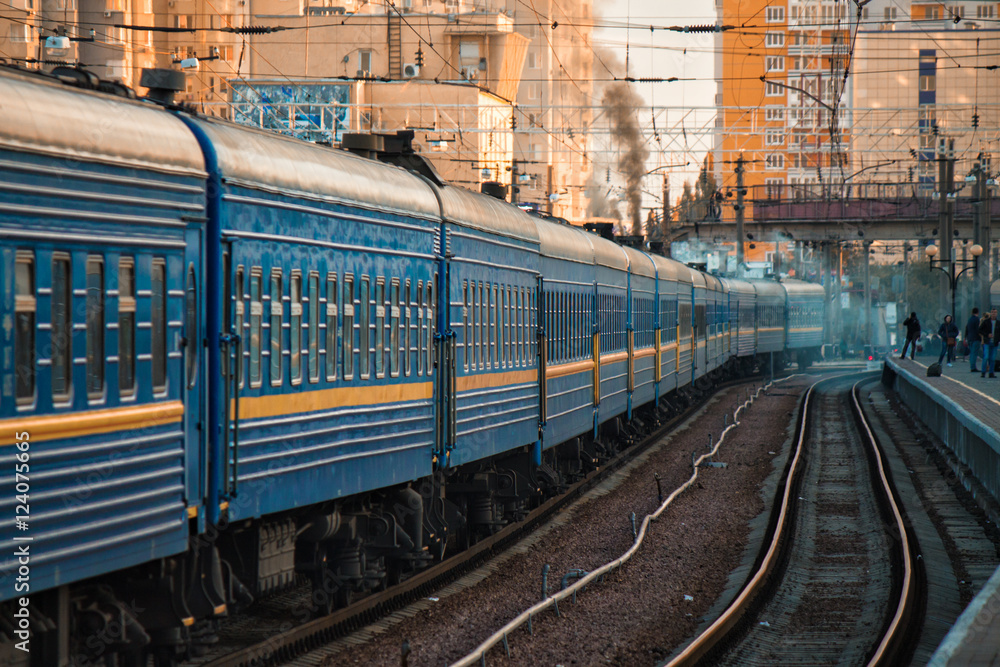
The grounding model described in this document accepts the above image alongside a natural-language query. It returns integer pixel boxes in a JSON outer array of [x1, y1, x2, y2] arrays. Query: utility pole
[[510, 159, 518, 204], [735, 154, 745, 275], [974, 156, 993, 310], [864, 240, 872, 349], [938, 137, 955, 319], [661, 174, 671, 257]]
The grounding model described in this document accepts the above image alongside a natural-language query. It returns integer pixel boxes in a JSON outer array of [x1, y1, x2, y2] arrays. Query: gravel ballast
[[322, 377, 812, 667]]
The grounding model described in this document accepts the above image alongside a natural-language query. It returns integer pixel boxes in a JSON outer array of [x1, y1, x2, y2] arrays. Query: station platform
[[883, 357, 1000, 665]]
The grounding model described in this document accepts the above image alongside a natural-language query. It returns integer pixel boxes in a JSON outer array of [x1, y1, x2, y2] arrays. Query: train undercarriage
[[1, 357, 767, 667]]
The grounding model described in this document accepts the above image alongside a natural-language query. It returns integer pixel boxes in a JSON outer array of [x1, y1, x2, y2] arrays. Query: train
[[0, 65, 825, 666]]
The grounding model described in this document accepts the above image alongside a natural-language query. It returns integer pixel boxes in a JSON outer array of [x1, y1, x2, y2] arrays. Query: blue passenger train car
[[0, 64, 832, 666]]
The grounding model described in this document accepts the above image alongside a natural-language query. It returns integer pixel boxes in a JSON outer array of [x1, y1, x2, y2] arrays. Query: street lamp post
[[925, 243, 984, 324]]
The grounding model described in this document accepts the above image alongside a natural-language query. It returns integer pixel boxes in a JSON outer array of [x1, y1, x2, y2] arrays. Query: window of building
[[528, 84, 540, 100], [766, 153, 785, 169], [14, 252, 35, 405], [527, 50, 539, 69], [925, 6, 940, 19], [270, 269, 283, 386], [308, 272, 319, 383], [765, 80, 785, 96], [765, 55, 784, 72], [765, 106, 785, 121], [151, 258, 167, 393], [765, 31, 784, 47], [766, 130, 784, 146], [884, 6, 897, 19], [358, 50, 372, 74], [766, 6, 785, 22], [290, 271, 302, 384], [977, 4, 994, 18], [920, 74, 936, 91]]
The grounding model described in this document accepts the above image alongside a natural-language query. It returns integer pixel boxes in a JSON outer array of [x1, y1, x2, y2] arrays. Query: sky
[[595, 0, 721, 203]]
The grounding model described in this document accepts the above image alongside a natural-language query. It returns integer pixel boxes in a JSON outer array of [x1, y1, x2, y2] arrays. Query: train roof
[[438, 185, 540, 244], [0, 67, 205, 176], [703, 273, 723, 293], [648, 254, 689, 283], [591, 234, 630, 271], [718, 276, 755, 297], [190, 116, 444, 222], [536, 218, 595, 264], [622, 245, 656, 279], [752, 280, 786, 301], [689, 267, 707, 288], [781, 278, 825, 297]]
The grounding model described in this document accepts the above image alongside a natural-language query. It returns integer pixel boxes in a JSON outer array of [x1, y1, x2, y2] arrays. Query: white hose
[[450, 379, 779, 667]]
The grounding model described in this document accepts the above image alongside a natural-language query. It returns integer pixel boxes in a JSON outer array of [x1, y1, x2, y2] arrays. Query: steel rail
[[661, 373, 918, 667], [449, 376, 799, 667]]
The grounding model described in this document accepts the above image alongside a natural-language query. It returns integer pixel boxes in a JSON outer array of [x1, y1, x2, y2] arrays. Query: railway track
[[186, 374, 777, 667], [666, 373, 923, 666]]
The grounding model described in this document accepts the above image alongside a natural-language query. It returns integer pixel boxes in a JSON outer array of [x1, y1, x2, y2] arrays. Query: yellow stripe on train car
[[0, 401, 184, 446]]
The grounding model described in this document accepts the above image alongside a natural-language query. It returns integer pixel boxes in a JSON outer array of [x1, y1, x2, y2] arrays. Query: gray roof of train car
[[193, 117, 444, 222], [753, 280, 786, 302], [703, 273, 722, 293], [622, 245, 656, 278], [536, 218, 596, 264], [689, 267, 707, 288], [781, 278, 825, 297], [649, 254, 689, 283], [438, 185, 540, 244], [591, 234, 630, 271], [719, 277, 755, 297], [0, 69, 205, 175]]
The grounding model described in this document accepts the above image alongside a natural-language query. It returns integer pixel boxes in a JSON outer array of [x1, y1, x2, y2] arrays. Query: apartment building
[[714, 0, 854, 201]]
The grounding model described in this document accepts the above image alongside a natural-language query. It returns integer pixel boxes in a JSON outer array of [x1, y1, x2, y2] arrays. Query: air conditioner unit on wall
[[402, 63, 419, 78]]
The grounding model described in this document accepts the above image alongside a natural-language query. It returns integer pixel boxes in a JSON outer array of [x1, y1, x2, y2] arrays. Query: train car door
[[184, 224, 205, 525]]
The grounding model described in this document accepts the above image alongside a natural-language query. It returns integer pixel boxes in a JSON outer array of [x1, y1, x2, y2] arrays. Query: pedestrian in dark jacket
[[938, 315, 959, 366], [900, 312, 920, 360], [967, 308, 982, 372], [980, 309, 1000, 378]]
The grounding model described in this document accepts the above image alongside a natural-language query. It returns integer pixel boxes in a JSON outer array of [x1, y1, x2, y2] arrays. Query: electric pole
[[661, 174, 671, 257], [938, 137, 955, 318], [735, 154, 745, 275]]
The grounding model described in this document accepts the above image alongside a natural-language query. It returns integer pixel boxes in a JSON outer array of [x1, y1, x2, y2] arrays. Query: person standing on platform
[[980, 309, 999, 378], [967, 308, 982, 372], [901, 312, 921, 360], [937, 314, 959, 366]]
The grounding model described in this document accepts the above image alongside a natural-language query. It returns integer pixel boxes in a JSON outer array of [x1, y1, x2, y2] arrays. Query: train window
[[360, 276, 370, 379], [14, 251, 35, 406], [506, 286, 512, 367], [326, 273, 338, 382], [151, 258, 167, 393], [426, 281, 434, 374], [404, 280, 412, 377], [462, 280, 469, 371], [234, 266, 244, 389], [51, 254, 72, 402], [309, 272, 319, 383], [417, 280, 425, 377], [478, 282, 485, 370], [518, 287, 524, 367], [270, 270, 283, 387], [86, 256, 105, 400], [390, 279, 400, 378], [343, 274, 354, 380], [118, 258, 136, 398], [250, 269, 262, 387], [290, 272, 302, 385], [375, 278, 385, 379], [492, 284, 499, 368], [185, 264, 198, 390]]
